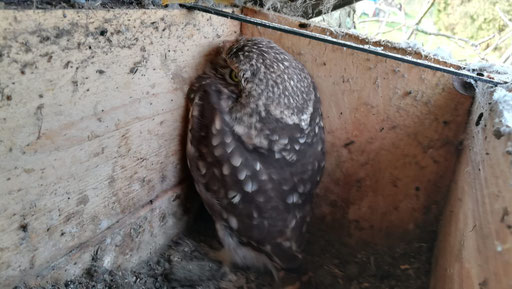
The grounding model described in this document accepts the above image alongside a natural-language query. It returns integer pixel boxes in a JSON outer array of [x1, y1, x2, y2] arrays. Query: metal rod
[[179, 3, 507, 86]]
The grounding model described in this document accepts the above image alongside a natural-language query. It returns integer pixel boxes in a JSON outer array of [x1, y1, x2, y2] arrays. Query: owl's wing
[[187, 77, 323, 270]]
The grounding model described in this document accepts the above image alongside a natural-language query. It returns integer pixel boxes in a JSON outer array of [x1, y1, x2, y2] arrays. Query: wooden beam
[[430, 85, 512, 289]]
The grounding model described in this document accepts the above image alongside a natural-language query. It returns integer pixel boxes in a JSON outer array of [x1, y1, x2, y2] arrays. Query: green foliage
[[435, 0, 512, 39], [434, 0, 512, 59]]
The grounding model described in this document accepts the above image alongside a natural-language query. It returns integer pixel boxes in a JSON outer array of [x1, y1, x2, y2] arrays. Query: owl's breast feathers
[[186, 76, 325, 270]]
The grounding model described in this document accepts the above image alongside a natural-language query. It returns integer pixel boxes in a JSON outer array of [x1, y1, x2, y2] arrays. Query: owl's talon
[[278, 270, 314, 289], [219, 264, 235, 278], [282, 283, 301, 289], [202, 246, 232, 267]]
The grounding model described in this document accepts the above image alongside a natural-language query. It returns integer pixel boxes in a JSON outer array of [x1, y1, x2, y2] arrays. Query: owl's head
[[200, 37, 318, 149], [214, 37, 316, 128]]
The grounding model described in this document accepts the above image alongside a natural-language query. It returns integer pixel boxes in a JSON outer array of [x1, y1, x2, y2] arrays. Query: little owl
[[186, 37, 325, 288]]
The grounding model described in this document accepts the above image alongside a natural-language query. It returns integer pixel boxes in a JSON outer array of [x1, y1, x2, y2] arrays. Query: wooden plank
[[430, 85, 512, 289], [0, 9, 239, 287], [242, 8, 473, 243]]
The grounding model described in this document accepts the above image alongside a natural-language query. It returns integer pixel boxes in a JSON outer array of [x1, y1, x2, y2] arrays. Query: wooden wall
[[430, 84, 512, 289], [0, 9, 239, 287], [1, 6, 493, 288], [242, 8, 473, 243]]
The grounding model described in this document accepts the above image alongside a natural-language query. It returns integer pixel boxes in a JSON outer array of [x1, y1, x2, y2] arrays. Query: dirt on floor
[[14, 205, 433, 289]]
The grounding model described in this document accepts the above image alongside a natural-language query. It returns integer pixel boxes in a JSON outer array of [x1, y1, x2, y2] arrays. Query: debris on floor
[[14, 207, 433, 289], [302, 223, 432, 289]]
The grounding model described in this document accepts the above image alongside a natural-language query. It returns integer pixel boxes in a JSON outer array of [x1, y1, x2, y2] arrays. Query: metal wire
[[179, 3, 508, 86]]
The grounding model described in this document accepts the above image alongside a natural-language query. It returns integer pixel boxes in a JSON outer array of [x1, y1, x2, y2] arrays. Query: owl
[[186, 37, 325, 288]]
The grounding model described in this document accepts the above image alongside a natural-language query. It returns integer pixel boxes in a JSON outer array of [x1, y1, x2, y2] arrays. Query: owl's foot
[[197, 245, 237, 280], [278, 270, 314, 289], [199, 244, 233, 267], [208, 247, 233, 267]]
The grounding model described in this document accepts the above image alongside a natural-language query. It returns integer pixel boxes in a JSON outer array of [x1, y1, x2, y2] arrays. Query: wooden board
[[242, 8, 473, 243], [0, 9, 239, 287], [430, 85, 512, 289]]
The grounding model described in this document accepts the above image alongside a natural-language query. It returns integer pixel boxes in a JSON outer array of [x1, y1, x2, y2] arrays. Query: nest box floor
[[15, 205, 433, 289]]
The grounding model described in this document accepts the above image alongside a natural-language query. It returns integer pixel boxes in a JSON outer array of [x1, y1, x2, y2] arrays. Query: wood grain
[[0, 9, 239, 287], [431, 84, 512, 289]]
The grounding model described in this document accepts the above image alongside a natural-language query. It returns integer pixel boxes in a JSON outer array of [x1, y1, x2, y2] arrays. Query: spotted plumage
[[186, 37, 325, 286]]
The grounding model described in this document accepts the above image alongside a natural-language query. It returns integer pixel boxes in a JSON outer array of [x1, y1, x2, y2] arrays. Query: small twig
[[357, 14, 494, 60], [374, 11, 390, 37], [496, 7, 512, 63], [420, 31, 481, 60], [378, 23, 406, 35], [483, 29, 512, 56], [366, 18, 497, 47], [358, 16, 408, 36], [415, 28, 475, 45], [474, 33, 497, 46], [364, 19, 481, 47], [357, 17, 405, 24], [499, 44, 512, 63], [497, 7, 512, 28], [363, 19, 488, 59], [405, 0, 435, 40], [411, 27, 489, 60], [373, 3, 402, 37], [413, 31, 488, 61]]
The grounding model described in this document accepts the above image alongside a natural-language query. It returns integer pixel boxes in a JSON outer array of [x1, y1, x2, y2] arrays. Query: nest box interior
[[0, 6, 510, 289]]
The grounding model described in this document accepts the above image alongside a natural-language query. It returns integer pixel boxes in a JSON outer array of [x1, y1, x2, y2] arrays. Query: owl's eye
[[229, 70, 240, 82]]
